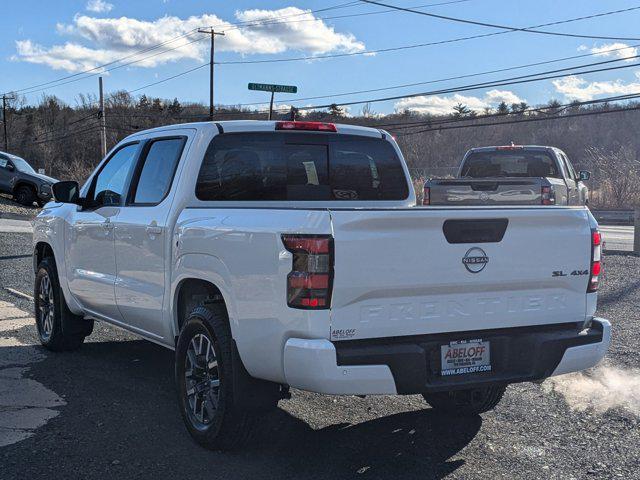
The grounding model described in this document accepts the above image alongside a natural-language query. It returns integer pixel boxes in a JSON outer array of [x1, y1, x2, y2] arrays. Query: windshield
[[10, 156, 36, 174], [461, 150, 560, 178]]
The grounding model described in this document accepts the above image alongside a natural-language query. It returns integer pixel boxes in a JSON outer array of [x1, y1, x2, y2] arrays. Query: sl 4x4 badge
[[552, 270, 589, 277]]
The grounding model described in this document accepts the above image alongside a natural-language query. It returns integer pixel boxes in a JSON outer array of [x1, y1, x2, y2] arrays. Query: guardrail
[[590, 209, 635, 225]]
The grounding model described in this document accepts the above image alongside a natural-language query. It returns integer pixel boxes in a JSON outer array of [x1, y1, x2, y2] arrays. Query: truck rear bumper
[[283, 338, 398, 395], [283, 319, 610, 395]]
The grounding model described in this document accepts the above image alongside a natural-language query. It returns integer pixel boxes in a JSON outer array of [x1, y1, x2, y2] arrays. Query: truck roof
[[126, 120, 387, 140], [466, 145, 560, 153]]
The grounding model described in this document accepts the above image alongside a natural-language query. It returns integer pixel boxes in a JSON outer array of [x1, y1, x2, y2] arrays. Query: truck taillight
[[423, 186, 430, 205], [282, 234, 334, 309], [588, 229, 602, 293], [541, 185, 556, 205]]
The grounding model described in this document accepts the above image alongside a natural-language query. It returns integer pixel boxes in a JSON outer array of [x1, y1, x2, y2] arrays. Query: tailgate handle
[[443, 219, 508, 244], [470, 182, 499, 191]]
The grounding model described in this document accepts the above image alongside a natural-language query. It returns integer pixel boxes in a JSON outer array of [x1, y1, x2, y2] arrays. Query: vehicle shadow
[[2, 339, 482, 480]]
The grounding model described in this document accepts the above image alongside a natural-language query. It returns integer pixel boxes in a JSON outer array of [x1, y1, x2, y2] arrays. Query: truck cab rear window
[[195, 132, 408, 201], [461, 151, 560, 178]]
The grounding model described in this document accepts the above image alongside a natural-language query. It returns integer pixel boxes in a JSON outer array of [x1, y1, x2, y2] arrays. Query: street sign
[[248, 83, 298, 94]]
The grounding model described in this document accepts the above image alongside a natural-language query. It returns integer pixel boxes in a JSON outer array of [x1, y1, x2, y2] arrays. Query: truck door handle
[[146, 225, 162, 236]]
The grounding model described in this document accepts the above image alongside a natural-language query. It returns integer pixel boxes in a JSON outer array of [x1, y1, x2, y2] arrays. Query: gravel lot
[[0, 193, 40, 219], [0, 231, 638, 480]]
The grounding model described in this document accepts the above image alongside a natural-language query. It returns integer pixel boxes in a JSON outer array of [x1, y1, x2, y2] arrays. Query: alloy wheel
[[184, 333, 220, 429], [38, 273, 55, 341]]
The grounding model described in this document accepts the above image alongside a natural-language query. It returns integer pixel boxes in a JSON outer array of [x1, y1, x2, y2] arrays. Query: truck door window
[[88, 143, 139, 207], [130, 137, 186, 205], [560, 153, 578, 181], [0, 158, 7, 169]]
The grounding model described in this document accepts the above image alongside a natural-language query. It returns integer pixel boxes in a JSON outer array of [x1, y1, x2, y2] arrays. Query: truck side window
[[89, 143, 139, 207], [0, 158, 7, 169], [131, 137, 186, 205], [331, 138, 408, 200]]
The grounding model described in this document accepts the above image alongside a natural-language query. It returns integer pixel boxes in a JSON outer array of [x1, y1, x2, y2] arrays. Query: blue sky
[[2, 0, 640, 115]]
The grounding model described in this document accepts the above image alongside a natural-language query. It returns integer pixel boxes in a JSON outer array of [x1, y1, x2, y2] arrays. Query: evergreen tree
[[137, 94, 150, 110], [328, 103, 344, 117], [452, 103, 471, 118], [168, 98, 182, 117], [496, 101, 510, 115]]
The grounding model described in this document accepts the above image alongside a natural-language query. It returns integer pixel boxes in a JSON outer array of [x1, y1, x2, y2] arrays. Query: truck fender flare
[[171, 253, 237, 338]]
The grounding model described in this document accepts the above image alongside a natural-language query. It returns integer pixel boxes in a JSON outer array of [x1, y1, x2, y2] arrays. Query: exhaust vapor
[[544, 365, 640, 415]]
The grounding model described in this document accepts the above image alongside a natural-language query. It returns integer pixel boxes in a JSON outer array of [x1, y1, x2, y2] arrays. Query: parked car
[[0, 151, 57, 206], [423, 145, 590, 206], [33, 121, 609, 450]]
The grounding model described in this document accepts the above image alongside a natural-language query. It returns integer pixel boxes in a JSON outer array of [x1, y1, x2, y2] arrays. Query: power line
[[220, 0, 473, 33], [126, 64, 210, 95], [396, 104, 640, 137], [283, 57, 640, 112], [4, 30, 201, 96], [2, 1, 364, 97], [360, 1, 640, 41], [237, 43, 640, 107], [33, 110, 100, 139], [18, 35, 208, 97], [31, 124, 102, 145], [122, 41, 640, 107], [378, 93, 640, 130], [219, 5, 640, 66]]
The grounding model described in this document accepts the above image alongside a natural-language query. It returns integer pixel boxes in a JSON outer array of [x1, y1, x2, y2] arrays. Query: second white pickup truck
[[33, 120, 610, 450]]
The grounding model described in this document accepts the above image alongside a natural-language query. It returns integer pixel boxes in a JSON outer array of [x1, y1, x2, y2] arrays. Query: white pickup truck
[[33, 120, 610, 450]]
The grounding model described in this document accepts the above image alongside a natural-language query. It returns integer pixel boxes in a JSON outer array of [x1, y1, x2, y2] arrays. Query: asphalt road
[[1, 232, 639, 479], [600, 225, 635, 252]]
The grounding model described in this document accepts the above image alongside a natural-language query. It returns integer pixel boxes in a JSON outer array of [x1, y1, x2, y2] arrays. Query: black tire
[[422, 385, 507, 416], [14, 185, 36, 206], [175, 305, 255, 451], [34, 257, 93, 351]]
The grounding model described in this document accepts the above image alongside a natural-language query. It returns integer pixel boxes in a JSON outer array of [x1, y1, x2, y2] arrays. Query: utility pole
[[98, 77, 107, 158], [1, 95, 15, 152], [197, 28, 225, 121], [268, 91, 275, 120]]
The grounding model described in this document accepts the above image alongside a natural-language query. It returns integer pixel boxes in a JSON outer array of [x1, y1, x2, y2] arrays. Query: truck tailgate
[[429, 178, 543, 205], [328, 207, 591, 341]]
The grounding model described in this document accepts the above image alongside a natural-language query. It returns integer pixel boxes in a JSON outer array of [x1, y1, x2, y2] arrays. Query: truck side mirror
[[6, 163, 14, 172], [579, 170, 591, 181], [52, 181, 80, 204]]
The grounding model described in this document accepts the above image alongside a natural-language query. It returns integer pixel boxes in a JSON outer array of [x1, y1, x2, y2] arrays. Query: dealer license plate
[[440, 339, 491, 376]]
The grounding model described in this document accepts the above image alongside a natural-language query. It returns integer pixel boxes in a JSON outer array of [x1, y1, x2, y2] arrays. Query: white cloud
[[13, 8, 365, 72], [15, 39, 121, 72], [394, 89, 525, 115], [552, 72, 640, 101], [86, 0, 114, 13], [580, 42, 639, 62]]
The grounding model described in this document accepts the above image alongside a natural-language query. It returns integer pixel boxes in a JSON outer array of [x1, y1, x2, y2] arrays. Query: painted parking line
[[0, 300, 65, 447], [0, 219, 33, 234], [4, 288, 33, 302]]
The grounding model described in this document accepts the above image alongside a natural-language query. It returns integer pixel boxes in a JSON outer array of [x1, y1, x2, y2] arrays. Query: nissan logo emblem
[[462, 247, 489, 273]]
